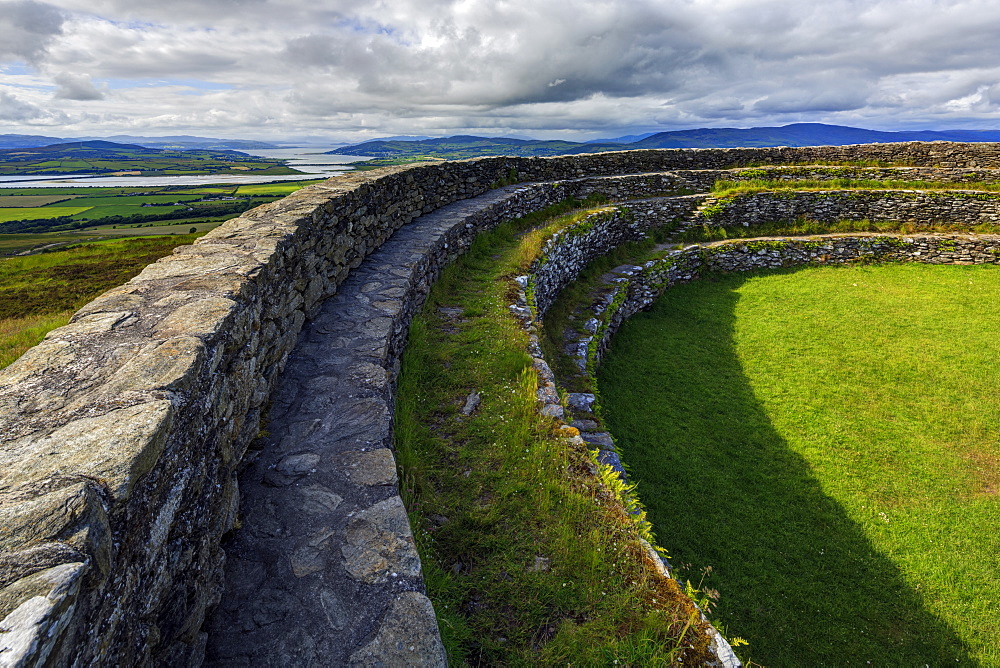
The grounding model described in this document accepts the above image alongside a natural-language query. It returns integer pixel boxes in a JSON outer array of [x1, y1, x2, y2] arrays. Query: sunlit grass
[[598, 263, 1000, 665], [0, 206, 93, 222], [677, 217, 1000, 243]]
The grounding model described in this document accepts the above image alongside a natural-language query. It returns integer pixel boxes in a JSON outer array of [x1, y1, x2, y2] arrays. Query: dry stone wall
[[699, 189, 1000, 228], [585, 234, 1000, 370], [6, 141, 1000, 665], [677, 165, 1000, 192], [0, 161, 560, 666], [529, 196, 705, 315]]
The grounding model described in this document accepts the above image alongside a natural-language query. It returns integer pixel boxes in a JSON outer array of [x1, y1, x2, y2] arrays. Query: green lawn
[[598, 263, 1000, 666]]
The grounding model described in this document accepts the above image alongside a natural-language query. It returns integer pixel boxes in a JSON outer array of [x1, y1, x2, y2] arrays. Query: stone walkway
[[203, 185, 554, 666]]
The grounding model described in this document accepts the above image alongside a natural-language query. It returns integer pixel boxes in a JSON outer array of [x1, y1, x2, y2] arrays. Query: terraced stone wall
[[6, 141, 1000, 665], [530, 196, 705, 315], [699, 190, 1000, 228], [682, 165, 1000, 191], [588, 234, 1000, 366]]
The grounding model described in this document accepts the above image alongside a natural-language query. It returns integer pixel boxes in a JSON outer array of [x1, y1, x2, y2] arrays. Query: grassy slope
[[394, 201, 717, 665], [0, 234, 202, 367], [597, 263, 1000, 665]]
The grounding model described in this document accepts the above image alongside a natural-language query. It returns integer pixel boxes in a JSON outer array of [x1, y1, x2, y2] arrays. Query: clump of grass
[[598, 263, 1000, 665], [394, 199, 717, 664], [0, 233, 202, 369]]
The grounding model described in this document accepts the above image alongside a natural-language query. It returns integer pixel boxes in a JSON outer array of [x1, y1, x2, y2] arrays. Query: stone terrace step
[[202, 185, 558, 666]]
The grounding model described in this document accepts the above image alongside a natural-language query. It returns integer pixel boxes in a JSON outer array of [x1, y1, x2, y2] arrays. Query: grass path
[[598, 263, 1000, 666], [394, 201, 719, 665]]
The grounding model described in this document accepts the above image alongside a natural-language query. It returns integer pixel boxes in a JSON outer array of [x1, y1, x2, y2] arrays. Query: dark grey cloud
[[53, 71, 105, 99], [0, 90, 44, 120], [0, 0, 64, 63], [0, 89, 67, 123]]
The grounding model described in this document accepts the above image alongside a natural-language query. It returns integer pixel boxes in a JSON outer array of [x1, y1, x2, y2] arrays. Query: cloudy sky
[[3, 0, 1000, 142]]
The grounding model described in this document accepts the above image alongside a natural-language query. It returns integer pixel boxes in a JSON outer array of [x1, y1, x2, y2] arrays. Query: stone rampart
[[510, 141, 1000, 176], [0, 161, 562, 666], [7, 141, 1000, 665], [530, 196, 705, 315]]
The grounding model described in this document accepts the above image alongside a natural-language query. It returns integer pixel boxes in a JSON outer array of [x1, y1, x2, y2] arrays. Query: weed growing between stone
[[0, 233, 202, 368], [394, 200, 715, 664], [598, 263, 1000, 665]]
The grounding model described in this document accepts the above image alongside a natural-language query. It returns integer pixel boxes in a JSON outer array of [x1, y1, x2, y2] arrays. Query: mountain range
[[332, 123, 1000, 160], [0, 140, 294, 177], [6, 124, 1000, 162], [0, 134, 280, 151]]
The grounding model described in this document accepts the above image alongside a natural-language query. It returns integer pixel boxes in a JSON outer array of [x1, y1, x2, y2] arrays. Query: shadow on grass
[[597, 269, 975, 666]]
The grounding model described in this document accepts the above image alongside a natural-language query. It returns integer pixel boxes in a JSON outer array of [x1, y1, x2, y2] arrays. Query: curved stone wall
[[6, 142, 1000, 665], [698, 189, 1000, 228], [530, 196, 704, 314], [585, 234, 1000, 369]]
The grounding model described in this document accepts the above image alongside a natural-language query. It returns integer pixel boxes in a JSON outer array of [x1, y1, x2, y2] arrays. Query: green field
[[0, 206, 93, 222], [234, 180, 327, 195], [0, 180, 323, 246], [598, 263, 1000, 666], [0, 195, 82, 207]]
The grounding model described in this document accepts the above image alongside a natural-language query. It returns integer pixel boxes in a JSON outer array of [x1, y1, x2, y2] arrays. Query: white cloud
[[2, 0, 1000, 139]]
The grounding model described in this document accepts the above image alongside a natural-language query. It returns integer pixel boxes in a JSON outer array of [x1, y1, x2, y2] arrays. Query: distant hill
[[631, 123, 1000, 148], [584, 132, 658, 144], [0, 134, 65, 150], [336, 123, 1000, 163], [0, 141, 298, 177], [0, 140, 240, 160], [331, 135, 622, 159], [0, 134, 279, 151], [85, 135, 280, 151]]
